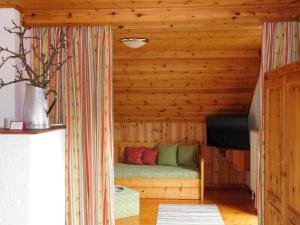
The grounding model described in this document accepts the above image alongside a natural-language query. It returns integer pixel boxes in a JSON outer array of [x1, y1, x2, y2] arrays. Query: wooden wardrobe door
[[286, 75, 300, 225], [264, 76, 286, 225]]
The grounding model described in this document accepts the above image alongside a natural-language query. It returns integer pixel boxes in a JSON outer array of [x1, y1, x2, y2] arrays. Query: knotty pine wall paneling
[[112, 26, 261, 122]]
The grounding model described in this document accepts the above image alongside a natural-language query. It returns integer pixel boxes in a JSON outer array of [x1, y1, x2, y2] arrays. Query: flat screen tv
[[206, 116, 250, 150]]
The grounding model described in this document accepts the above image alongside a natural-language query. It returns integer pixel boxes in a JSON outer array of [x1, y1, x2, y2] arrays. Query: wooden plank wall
[[114, 121, 246, 186]]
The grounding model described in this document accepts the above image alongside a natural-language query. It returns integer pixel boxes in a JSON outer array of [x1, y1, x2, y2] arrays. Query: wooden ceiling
[[1, 0, 300, 122], [113, 26, 261, 122]]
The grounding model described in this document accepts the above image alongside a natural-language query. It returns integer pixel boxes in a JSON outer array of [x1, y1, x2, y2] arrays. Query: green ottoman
[[115, 185, 140, 219]]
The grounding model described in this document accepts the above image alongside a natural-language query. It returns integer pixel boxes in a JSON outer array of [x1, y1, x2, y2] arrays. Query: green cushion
[[114, 163, 199, 179], [157, 144, 178, 166], [178, 144, 198, 167]]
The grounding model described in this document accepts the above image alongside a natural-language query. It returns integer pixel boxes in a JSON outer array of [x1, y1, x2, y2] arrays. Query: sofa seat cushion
[[114, 163, 199, 179]]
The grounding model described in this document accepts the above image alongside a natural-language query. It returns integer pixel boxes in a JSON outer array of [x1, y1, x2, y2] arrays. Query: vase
[[23, 84, 56, 129]]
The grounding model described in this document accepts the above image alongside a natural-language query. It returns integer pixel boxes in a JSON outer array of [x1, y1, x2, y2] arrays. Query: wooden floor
[[116, 188, 258, 225]]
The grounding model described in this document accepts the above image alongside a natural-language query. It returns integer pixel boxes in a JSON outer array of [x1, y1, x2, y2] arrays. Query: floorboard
[[116, 189, 258, 225]]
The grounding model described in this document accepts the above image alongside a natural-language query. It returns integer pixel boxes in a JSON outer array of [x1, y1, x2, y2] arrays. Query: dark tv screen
[[206, 116, 250, 150]]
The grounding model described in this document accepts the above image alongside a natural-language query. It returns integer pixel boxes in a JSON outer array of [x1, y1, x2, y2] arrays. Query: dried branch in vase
[[0, 21, 70, 92]]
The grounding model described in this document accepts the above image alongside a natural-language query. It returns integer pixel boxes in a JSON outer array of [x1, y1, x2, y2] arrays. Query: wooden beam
[[21, 6, 300, 26], [4, 0, 300, 10]]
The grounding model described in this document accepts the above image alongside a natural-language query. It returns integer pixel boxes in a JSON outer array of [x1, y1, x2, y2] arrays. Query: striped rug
[[156, 204, 225, 225]]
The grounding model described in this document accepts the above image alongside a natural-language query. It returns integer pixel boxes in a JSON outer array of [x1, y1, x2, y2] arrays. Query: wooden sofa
[[114, 142, 205, 200]]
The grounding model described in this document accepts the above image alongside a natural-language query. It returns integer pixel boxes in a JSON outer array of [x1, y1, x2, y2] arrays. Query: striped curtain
[[31, 27, 115, 225], [262, 21, 300, 73], [257, 21, 300, 225]]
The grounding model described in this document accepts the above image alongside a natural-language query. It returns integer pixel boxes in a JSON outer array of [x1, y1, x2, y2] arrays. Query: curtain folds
[[31, 26, 115, 225], [258, 21, 300, 225], [263, 21, 300, 73]]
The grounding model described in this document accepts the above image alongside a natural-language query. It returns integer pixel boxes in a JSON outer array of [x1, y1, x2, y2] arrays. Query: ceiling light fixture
[[120, 38, 149, 49]]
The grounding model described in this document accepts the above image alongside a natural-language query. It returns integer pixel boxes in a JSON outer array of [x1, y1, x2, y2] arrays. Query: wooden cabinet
[[264, 62, 300, 225], [265, 74, 285, 225], [286, 72, 300, 225]]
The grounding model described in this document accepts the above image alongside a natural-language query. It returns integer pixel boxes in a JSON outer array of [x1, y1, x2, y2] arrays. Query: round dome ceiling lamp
[[120, 38, 149, 49]]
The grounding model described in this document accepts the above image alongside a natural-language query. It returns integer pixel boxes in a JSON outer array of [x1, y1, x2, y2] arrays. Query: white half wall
[[0, 129, 66, 225], [249, 75, 262, 130], [0, 8, 26, 127], [248, 75, 262, 195]]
